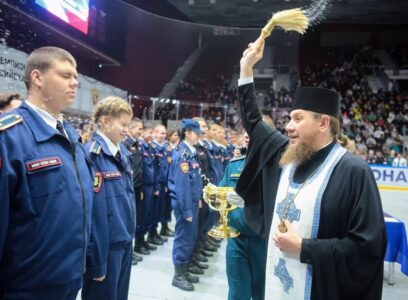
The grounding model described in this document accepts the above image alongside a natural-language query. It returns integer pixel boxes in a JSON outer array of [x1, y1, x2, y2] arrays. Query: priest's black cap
[[292, 87, 340, 117]]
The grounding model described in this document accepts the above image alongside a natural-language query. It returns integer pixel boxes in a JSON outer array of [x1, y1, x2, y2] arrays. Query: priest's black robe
[[236, 83, 387, 300]]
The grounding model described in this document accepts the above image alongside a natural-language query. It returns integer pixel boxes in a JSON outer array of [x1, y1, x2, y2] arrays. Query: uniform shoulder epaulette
[[0, 114, 23, 131], [230, 155, 246, 162], [90, 140, 102, 155]]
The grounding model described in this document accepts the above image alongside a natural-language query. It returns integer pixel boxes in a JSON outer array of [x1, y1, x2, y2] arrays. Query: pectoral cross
[[276, 193, 301, 233]]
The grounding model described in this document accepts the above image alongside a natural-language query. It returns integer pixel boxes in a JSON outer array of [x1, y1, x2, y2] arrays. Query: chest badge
[[180, 162, 189, 173]]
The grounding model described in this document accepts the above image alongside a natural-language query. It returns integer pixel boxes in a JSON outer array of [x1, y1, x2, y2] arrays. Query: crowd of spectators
[[389, 47, 408, 68]]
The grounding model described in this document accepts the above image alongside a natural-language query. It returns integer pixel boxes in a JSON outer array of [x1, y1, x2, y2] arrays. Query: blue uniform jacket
[[0, 101, 94, 289], [209, 142, 225, 184], [85, 133, 136, 277], [152, 141, 170, 191], [141, 141, 155, 186], [168, 141, 203, 219]]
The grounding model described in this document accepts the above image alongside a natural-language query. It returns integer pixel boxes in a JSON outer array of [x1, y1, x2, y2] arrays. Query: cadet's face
[[242, 133, 249, 147], [169, 131, 179, 144], [143, 129, 153, 142], [285, 110, 320, 148], [37, 59, 78, 113], [209, 126, 218, 139], [198, 120, 208, 139], [186, 130, 199, 145], [155, 126, 167, 143], [218, 128, 226, 142], [230, 134, 238, 145], [129, 122, 143, 138], [102, 113, 132, 145]]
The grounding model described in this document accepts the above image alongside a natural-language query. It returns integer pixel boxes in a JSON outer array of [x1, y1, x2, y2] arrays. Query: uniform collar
[[18, 101, 79, 143], [183, 140, 197, 155], [212, 141, 226, 149], [95, 130, 120, 157], [153, 140, 164, 148], [25, 100, 64, 129]]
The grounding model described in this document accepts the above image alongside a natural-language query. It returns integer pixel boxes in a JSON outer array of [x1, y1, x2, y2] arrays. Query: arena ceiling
[[128, 0, 408, 27]]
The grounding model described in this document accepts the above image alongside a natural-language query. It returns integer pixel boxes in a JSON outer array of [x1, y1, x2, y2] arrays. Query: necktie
[[115, 151, 121, 162], [56, 121, 67, 139]]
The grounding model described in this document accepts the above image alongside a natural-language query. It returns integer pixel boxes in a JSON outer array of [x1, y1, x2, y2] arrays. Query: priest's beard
[[279, 141, 315, 167]]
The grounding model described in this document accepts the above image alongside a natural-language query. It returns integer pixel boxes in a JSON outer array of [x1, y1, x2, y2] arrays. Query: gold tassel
[[256, 8, 309, 45]]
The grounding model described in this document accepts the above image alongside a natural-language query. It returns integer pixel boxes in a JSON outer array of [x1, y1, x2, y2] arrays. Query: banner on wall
[[0, 45, 27, 96], [370, 165, 408, 191], [0, 46, 127, 113]]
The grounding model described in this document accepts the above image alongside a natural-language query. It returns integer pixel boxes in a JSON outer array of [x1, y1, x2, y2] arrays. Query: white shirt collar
[[183, 140, 196, 154], [26, 100, 64, 131], [154, 140, 164, 147], [96, 130, 120, 156]]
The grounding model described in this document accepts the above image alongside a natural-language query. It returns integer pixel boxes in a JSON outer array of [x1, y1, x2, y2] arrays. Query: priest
[[232, 40, 386, 300]]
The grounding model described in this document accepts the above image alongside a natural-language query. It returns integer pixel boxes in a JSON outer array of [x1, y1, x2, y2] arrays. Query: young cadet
[[141, 126, 163, 247], [150, 124, 170, 243], [168, 119, 204, 291], [0, 47, 94, 299], [82, 97, 136, 300], [122, 118, 145, 264], [192, 117, 218, 261]]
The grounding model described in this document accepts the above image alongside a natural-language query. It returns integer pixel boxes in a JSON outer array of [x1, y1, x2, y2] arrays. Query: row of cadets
[[82, 97, 136, 300], [196, 123, 229, 254], [151, 124, 174, 239], [122, 118, 145, 263], [168, 119, 204, 291], [136, 126, 160, 251]]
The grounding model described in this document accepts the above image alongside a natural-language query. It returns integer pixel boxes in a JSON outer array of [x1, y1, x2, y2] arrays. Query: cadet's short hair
[[93, 96, 133, 124], [0, 93, 20, 109], [25, 47, 77, 90]]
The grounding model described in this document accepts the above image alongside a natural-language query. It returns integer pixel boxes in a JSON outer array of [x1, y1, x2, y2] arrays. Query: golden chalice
[[203, 185, 240, 239]]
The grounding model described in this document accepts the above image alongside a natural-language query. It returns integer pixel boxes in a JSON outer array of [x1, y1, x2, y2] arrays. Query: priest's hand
[[273, 219, 302, 255], [240, 40, 265, 79]]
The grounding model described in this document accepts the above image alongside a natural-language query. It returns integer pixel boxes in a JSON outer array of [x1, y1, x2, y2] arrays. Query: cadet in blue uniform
[[122, 118, 145, 263], [82, 97, 136, 300], [0, 47, 94, 300], [219, 132, 266, 300], [192, 117, 218, 261], [168, 119, 204, 291], [150, 124, 170, 243], [141, 127, 163, 247]]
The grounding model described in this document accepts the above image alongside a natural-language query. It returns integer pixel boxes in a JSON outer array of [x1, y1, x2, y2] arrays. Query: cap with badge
[[181, 119, 204, 134]]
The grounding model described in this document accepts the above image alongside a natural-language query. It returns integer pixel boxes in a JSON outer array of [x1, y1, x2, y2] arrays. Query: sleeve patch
[[180, 162, 189, 173], [93, 172, 103, 192]]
